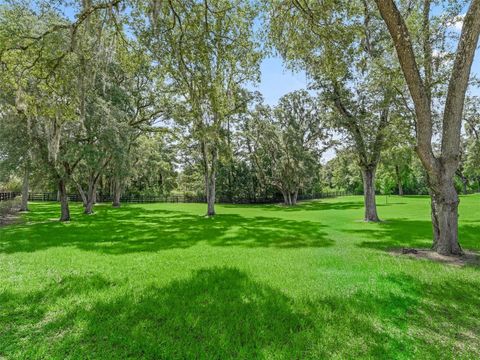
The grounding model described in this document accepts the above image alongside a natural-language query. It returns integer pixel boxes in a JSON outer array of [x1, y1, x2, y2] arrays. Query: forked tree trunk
[[112, 178, 121, 207], [20, 164, 29, 212], [282, 189, 299, 206], [84, 199, 94, 214], [373, 0, 480, 255], [430, 177, 462, 255], [361, 166, 380, 222], [58, 178, 70, 221]]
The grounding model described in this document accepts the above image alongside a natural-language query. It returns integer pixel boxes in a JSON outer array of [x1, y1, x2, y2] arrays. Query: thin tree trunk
[[202, 141, 217, 216], [206, 171, 216, 216], [361, 166, 380, 222], [58, 178, 70, 221], [20, 164, 29, 212], [76, 182, 87, 207], [462, 179, 467, 195], [395, 165, 404, 196], [460, 176, 468, 195], [430, 177, 462, 255]]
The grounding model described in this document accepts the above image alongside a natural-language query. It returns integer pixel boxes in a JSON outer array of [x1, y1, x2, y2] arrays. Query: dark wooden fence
[[2, 189, 476, 204], [0, 192, 17, 202], [0, 190, 357, 204]]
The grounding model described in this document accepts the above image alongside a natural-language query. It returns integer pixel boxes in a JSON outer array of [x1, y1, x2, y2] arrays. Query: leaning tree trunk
[[76, 183, 87, 207], [20, 164, 29, 212], [58, 178, 70, 221], [361, 166, 380, 222], [430, 176, 462, 255], [112, 177, 121, 207]]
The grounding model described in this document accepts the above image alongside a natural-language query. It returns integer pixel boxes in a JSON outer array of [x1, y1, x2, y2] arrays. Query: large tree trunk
[[374, 0, 480, 255], [112, 177, 121, 207], [292, 189, 298, 205], [20, 164, 29, 212], [84, 198, 94, 214], [430, 176, 462, 255], [361, 166, 380, 222], [84, 180, 97, 215], [58, 178, 70, 221]]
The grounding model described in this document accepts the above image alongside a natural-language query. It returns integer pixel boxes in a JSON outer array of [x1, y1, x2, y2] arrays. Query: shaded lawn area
[[0, 195, 479, 359]]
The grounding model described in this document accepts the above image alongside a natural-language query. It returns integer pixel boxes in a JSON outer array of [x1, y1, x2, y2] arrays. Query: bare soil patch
[[0, 212, 21, 227], [390, 248, 480, 267]]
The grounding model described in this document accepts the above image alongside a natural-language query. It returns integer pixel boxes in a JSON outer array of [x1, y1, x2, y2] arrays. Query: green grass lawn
[[0, 195, 479, 359]]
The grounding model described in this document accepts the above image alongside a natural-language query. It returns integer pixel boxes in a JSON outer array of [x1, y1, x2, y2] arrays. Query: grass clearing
[[0, 195, 479, 359]]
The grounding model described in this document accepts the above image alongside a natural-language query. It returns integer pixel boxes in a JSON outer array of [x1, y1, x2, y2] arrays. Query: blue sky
[[255, 54, 480, 106], [253, 57, 308, 105]]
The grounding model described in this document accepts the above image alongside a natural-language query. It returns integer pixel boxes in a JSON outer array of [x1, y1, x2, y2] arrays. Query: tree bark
[[112, 177, 121, 207], [374, 0, 480, 255], [281, 189, 298, 206], [205, 170, 216, 216], [395, 165, 404, 196], [361, 166, 380, 222], [461, 178, 468, 195], [84, 198, 95, 214], [292, 189, 298, 205], [430, 177, 462, 255], [58, 178, 70, 221], [20, 164, 29, 212], [76, 182, 87, 207], [201, 140, 217, 216], [84, 180, 97, 215]]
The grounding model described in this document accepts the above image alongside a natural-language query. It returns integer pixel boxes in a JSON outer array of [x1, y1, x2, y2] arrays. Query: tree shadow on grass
[[2, 268, 480, 359], [222, 200, 366, 212], [352, 218, 480, 252], [0, 268, 314, 359], [225, 198, 408, 213], [0, 204, 333, 254]]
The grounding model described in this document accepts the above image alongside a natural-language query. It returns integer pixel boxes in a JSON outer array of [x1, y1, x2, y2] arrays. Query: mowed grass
[[0, 195, 479, 359]]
